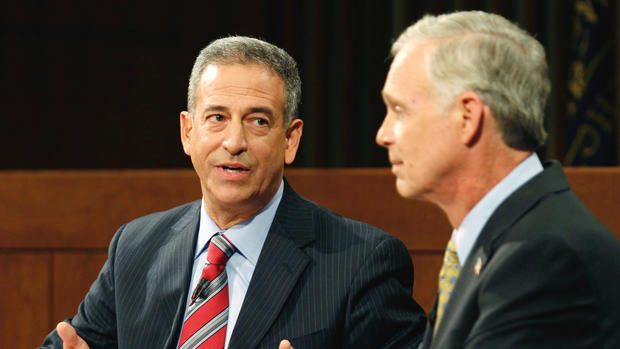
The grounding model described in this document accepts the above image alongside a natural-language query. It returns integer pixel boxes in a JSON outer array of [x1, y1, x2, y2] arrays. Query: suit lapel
[[228, 182, 314, 349], [159, 201, 201, 348], [431, 247, 488, 348], [474, 161, 569, 258], [428, 162, 569, 348]]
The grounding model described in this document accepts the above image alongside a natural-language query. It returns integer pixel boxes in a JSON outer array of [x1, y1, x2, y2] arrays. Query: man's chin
[[213, 191, 253, 205], [395, 179, 412, 198], [395, 181, 423, 201]]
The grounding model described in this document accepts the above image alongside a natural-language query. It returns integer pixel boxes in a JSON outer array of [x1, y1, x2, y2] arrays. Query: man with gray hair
[[375, 10, 620, 348], [39, 36, 426, 349]]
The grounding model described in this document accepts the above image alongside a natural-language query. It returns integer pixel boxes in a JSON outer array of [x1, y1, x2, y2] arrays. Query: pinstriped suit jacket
[[41, 180, 426, 349]]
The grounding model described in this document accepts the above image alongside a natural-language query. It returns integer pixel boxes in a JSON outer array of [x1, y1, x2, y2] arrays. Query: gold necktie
[[434, 239, 461, 331]]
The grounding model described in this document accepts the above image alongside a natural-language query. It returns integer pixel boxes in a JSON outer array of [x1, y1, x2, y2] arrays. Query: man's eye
[[207, 114, 224, 122], [254, 118, 269, 126]]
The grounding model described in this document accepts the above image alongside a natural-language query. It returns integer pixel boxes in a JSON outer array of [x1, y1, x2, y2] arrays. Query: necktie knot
[[198, 234, 236, 284], [206, 234, 236, 267]]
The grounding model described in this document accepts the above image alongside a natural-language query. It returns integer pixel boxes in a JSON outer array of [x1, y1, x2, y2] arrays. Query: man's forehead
[[383, 42, 439, 106], [198, 64, 283, 94], [192, 63, 285, 117], [201, 62, 281, 82], [396, 40, 434, 63], [384, 47, 423, 93], [201, 64, 220, 81]]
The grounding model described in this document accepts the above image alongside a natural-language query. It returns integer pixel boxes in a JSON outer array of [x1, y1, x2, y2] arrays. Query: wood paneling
[[0, 251, 52, 349], [52, 251, 108, 322], [1, 167, 619, 345], [410, 252, 443, 314], [565, 167, 620, 234], [2, 168, 618, 250], [0, 170, 201, 249]]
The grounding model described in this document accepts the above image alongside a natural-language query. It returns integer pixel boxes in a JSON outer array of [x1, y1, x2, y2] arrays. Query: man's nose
[[222, 120, 248, 155], [376, 115, 394, 148]]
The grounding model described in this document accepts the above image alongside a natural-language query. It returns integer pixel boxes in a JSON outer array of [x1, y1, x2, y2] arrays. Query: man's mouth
[[221, 165, 249, 173]]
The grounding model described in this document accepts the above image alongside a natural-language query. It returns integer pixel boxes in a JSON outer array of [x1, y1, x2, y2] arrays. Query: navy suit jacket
[[41, 180, 426, 348], [421, 161, 620, 348]]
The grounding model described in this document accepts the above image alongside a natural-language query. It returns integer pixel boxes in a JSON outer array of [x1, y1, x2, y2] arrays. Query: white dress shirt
[[451, 153, 543, 265], [179, 180, 283, 348]]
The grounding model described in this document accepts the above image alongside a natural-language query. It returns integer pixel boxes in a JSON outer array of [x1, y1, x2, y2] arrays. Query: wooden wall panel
[[0, 170, 201, 249], [0, 251, 52, 349], [0, 167, 619, 346], [565, 168, 620, 234], [1, 168, 618, 250], [52, 251, 108, 322], [410, 252, 443, 314]]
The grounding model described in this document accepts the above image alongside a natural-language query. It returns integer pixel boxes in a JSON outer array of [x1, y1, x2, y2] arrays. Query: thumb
[[56, 322, 90, 349], [279, 339, 294, 349]]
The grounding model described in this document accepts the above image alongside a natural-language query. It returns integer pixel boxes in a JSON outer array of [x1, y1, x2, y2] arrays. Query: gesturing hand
[[56, 322, 90, 349]]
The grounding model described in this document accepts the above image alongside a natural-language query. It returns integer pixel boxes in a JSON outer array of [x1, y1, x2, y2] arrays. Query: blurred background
[[2, 0, 618, 169]]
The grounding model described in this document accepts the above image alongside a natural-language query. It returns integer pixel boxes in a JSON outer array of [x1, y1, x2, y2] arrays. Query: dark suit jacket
[[41, 180, 426, 349], [421, 161, 620, 349]]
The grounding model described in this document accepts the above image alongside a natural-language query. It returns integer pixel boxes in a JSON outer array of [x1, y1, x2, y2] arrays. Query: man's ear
[[457, 91, 485, 146], [284, 119, 303, 165], [180, 111, 193, 155]]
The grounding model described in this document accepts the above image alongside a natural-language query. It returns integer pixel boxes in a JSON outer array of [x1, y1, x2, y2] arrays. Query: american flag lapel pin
[[474, 257, 482, 276]]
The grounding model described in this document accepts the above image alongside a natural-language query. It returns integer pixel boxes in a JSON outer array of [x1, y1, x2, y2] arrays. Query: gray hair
[[187, 36, 301, 125], [392, 11, 550, 150]]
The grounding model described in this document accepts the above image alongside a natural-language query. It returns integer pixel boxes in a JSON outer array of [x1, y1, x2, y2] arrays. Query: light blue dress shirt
[[452, 153, 543, 265], [180, 180, 283, 349]]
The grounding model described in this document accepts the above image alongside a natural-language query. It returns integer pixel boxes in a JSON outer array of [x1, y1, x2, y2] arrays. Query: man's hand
[[56, 322, 90, 349], [279, 339, 294, 349]]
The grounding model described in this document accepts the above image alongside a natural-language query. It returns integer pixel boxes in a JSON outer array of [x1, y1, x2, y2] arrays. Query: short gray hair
[[392, 11, 550, 150], [187, 36, 301, 125]]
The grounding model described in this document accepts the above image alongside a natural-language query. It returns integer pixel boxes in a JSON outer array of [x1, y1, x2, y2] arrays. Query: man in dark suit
[[40, 36, 426, 348], [374, 11, 620, 348]]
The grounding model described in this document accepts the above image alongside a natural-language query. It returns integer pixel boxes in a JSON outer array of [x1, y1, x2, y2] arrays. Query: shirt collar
[[452, 153, 543, 265], [195, 180, 284, 266]]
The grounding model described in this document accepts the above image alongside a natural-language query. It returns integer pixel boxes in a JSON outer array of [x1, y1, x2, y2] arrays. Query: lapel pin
[[474, 257, 482, 276]]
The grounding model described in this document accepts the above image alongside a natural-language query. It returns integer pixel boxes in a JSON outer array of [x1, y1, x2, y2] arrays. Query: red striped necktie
[[178, 234, 236, 349]]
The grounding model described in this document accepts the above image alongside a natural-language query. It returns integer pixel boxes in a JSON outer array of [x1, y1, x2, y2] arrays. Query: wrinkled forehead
[[194, 63, 286, 116]]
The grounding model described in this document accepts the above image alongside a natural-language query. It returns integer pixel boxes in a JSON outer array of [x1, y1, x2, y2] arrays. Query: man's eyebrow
[[200, 105, 275, 118], [381, 90, 396, 104], [382, 90, 412, 107], [248, 107, 274, 118], [202, 105, 229, 113], [380, 90, 388, 102]]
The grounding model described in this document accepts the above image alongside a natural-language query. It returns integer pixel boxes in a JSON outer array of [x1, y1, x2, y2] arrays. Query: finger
[[279, 339, 294, 349], [56, 322, 89, 349]]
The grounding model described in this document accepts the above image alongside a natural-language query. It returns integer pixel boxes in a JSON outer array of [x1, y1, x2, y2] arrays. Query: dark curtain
[[1, 0, 616, 168]]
